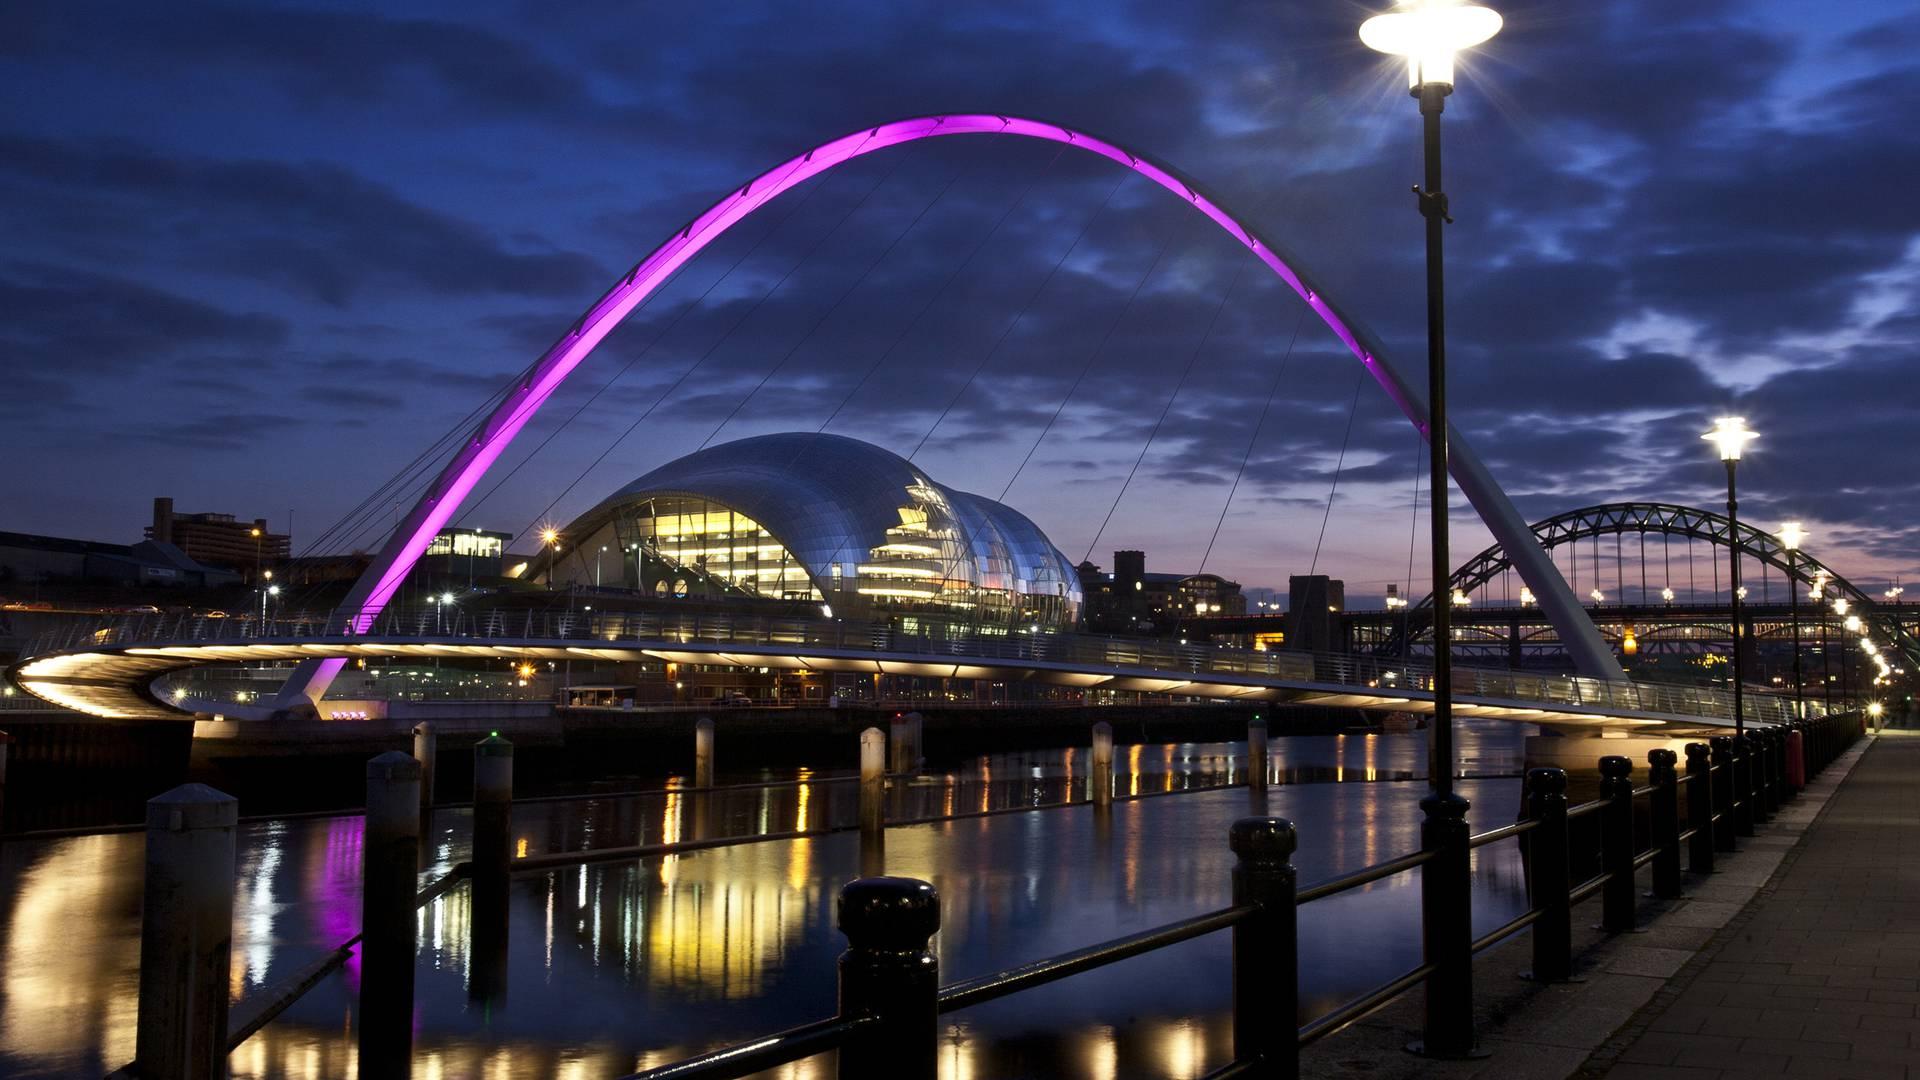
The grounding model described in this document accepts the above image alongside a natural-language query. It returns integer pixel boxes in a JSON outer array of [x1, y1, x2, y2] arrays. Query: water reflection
[[0, 721, 1531, 1079]]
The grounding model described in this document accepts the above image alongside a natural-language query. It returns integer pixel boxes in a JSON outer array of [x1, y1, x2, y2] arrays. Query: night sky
[[3, 0, 1916, 603]]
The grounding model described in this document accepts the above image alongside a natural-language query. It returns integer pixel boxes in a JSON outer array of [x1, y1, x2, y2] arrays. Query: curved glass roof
[[559, 433, 1082, 629]]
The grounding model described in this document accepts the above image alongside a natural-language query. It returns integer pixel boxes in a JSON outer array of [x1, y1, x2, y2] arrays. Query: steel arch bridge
[[271, 111, 1623, 713], [1411, 502, 1920, 667]]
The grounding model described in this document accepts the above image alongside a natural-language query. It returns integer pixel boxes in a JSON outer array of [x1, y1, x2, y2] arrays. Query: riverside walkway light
[[1703, 417, 1756, 736], [1781, 522, 1806, 717], [1359, 0, 1501, 1058]]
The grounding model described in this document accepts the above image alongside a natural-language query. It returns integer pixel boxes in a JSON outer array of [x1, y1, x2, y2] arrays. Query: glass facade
[[546, 433, 1082, 631]]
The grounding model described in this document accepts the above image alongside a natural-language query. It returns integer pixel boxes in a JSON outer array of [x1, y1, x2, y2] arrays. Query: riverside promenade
[[1303, 727, 1903, 1080], [1586, 731, 1920, 1078]]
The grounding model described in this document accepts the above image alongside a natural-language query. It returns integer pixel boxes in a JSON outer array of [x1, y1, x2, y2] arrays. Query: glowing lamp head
[[1359, 0, 1504, 92], [1844, 615, 1861, 632], [541, 527, 560, 546], [1622, 628, 1638, 656], [1779, 521, 1805, 551], [1833, 597, 1850, 616], [1519, 586, 1535, 606], [266, 585, 279, 597], [1660, 587, 1675, 603], [1868, 702, 1884, 718], [1701, 416, 1757, 462]]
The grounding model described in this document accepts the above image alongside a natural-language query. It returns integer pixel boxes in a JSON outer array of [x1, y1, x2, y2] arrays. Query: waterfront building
[[0, 530, 238, 591], [530, 433, 1082, 634], [146, 497, 288, 580], [1077, 550, 1246, 634]]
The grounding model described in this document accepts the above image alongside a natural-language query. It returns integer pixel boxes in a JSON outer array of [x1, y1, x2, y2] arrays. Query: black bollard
[[361, 752, 421, 1079], [1731, 735, 1756, 837], [470, 735, 513, 1007], [1524, 768, 1572, 983], [1709, 737, 1736, 852], [134, 784, 238, 1080], [1411, 790, 1478, 1057], [1598, 755, 1636, 932], [1684, 743, 1714, 875], [1231, 817, 1299, 1078], [1752, 732, 1775, 823], [837, 877, 939, 1080], [1647, 749, 1681, 900]]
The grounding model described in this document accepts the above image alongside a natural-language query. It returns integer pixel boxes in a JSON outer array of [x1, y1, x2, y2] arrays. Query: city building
[[420, 527, 513, 584], [1077, 550, 1246, 634], [0, 530, 239, 590], [1286, 574, 1347, 653], [147, 498, 289, 580], [528, 433, 1082, 633]]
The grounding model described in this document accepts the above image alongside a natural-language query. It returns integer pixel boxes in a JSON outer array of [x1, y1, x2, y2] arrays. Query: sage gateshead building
[[534, 433, 1083, 632]]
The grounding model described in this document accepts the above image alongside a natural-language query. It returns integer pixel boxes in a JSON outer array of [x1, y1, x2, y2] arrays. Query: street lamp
[[1702, 416, 1757, 734], [1779, 522, 1806, 718], [1359, 0, 1501, 1058], [1661, 586, 1674, 606], [541, 527, 562, 588]]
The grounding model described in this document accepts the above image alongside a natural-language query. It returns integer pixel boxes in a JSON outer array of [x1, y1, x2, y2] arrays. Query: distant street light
[[1702, 416, 1757, 734], [1359, 0, 1501, 1058], [1780, 522, 1806, 718], [1661, 586, 1675, 606]]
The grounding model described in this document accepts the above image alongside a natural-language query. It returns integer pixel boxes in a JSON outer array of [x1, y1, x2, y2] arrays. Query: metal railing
[[114, 705, 1862, 1077], [604, 710, 1860, 1079], [20, 605, 1816, 725]]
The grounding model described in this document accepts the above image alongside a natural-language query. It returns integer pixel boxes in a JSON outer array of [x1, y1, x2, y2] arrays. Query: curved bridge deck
[[11, 610, 1807, 732]]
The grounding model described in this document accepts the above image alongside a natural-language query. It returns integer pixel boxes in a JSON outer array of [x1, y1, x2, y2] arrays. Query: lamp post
[[541, 528, 561, 589], [1360, 0, 1501, 1059], [1780, 522, 1805, 719], [1702, 417, 1757, 732]]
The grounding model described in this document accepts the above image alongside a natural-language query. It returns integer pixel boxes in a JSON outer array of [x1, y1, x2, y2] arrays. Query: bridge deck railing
[[21, 605, 1817, 725]]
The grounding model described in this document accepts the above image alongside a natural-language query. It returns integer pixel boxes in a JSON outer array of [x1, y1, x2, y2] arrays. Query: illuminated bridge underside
[[18, 636, 1762, 736]]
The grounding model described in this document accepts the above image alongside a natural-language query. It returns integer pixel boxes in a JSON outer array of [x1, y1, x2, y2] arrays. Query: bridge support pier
[[1091, 722, 1114, 807], [859, 728, 886, 877], [693, 716, 715, 789], [411, 721, 436, 818], [1246, 718, 1269, 798]]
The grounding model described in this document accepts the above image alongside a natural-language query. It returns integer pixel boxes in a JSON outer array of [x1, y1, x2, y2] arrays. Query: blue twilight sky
[[1, 0, 1916, 602]]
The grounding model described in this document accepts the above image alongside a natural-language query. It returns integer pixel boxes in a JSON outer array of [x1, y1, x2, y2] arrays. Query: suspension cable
[[1196, 304, 1309, 576], [514, 151, 909, 545], [813, 147, 1067, 437], [906, 171, 1131, 462], [454, 169, 836, 529], [695, 156, 975, 451], [995, 230, 1183, 504], [1308, 366, 1368, 577], [1079, 262, 1247, 565]]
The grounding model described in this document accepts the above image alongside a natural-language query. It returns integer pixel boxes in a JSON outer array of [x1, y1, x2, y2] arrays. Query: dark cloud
[[0, 135, 608, 306], [0, 0, 1914, 588]]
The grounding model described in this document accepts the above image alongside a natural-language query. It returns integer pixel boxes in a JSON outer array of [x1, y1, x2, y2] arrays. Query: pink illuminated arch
[[287, 113, 1621, 705]]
